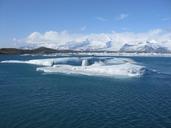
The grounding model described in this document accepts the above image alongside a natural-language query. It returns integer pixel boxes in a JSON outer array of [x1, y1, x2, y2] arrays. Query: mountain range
[[57, 40, 170, 53], [0, 41, 170, 54], [119, 41, 169, 53]]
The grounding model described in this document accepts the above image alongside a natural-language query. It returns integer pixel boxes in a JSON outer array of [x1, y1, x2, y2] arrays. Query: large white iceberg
[[1, 57, 145, 77]]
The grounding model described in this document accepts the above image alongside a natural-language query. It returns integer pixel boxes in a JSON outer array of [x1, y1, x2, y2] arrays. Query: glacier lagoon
[[0, 55, 171, 128]]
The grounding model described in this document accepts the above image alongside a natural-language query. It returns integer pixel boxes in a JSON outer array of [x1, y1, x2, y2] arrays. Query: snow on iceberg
[[1, 57, 145, 77], [35, 57, 145, 77], [37, 62, 145, 77]]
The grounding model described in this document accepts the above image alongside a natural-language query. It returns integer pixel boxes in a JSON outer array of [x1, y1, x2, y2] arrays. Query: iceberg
[[1, 57, 145, 77], [37, 62, 145, 77], [1, 57, 82, 66]]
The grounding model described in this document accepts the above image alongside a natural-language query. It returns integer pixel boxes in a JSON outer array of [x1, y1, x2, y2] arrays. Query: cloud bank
[[25, 29, 171, 50]]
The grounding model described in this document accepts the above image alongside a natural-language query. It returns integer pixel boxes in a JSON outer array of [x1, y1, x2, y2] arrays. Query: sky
[[0, 0, 171, 48]]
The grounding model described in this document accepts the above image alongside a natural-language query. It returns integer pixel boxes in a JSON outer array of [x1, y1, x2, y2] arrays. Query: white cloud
[[24, 29, 171, 50], [116, 13, 128, 20], [96, 17, 108, 22]]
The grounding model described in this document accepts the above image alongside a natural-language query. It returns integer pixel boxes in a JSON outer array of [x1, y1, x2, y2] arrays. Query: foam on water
[[1, 57, 145, 77]]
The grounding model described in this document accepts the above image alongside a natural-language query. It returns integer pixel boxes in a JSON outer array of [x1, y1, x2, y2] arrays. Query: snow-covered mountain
[[119, 41, 170, 53], [25, 30, 171, 52], [56, 39, 114, 51], [25, 35, 171, 53], [57, 40, 170, 53]]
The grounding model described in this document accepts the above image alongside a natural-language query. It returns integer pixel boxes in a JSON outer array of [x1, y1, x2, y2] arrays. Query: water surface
[[0, 55, 171, 128]]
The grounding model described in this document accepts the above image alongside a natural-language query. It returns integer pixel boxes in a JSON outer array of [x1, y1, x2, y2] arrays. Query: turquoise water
[[0, 55, 171, 128]]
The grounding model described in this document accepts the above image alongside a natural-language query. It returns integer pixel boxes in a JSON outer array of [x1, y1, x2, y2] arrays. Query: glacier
[[1, 57, 145, 77]]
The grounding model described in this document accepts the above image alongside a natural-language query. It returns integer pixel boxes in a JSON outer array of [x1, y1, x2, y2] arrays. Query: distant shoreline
[[1, 47, 171, 57]]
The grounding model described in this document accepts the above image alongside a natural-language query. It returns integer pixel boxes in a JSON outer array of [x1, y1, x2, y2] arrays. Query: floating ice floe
[[1, 57, 81, 66], [1, 57, 145, 77]]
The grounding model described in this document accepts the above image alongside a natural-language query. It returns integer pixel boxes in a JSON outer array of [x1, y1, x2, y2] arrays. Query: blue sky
[[0, 0, 171, 47]]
